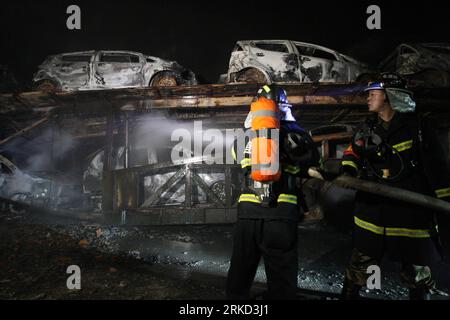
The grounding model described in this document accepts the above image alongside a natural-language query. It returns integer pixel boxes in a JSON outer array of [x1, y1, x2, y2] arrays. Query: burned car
[[0, 154, 48, 209], [226, 40, 370, 84], [0, 154, 88, 211], [32, 50, 197, 92], [379, 43, 450, 88]]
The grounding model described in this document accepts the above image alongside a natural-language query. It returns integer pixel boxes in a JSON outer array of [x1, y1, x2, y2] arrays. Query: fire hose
[[308, 168, 450, 216]]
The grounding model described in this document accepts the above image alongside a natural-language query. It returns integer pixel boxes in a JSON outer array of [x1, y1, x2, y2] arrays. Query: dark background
[[1, 0, 449, 85]]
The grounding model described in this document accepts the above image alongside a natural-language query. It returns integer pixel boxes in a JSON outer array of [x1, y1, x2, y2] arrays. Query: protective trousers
[[226, 218, 298, 300]]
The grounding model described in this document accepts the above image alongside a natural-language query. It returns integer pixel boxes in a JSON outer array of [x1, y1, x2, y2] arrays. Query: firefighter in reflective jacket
[[226, 84, 320, 300], [340, 74, 450, 300]]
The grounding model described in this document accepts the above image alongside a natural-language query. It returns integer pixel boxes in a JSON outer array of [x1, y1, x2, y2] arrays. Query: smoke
[[22, 127, 76, 172], [0, 170, 34, 197], [0, 124, 81, 211], [1, 113, 243, 212], [0, 122, 77, 173], [133, 115, 240, 165], [134, 115, 188, 151]]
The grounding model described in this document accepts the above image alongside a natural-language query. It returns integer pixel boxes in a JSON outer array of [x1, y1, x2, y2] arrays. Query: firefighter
[[340, 73, 450, 300], [226, 84, 320, 300]]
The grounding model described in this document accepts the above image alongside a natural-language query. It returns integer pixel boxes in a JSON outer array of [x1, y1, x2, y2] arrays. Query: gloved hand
[[307, 167, 324, 180], [307, 166, 340, 181], [279, 103, 296, 121]]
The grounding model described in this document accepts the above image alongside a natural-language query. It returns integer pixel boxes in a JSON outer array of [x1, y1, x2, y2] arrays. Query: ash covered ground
[[0, 209, 225, 300], [1, 206, 449, 300]]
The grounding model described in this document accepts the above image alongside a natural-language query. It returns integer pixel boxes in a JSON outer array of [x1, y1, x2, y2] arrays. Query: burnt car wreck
[[32, 50, 197, 92], [226, 40, 371, 84], [379, 43, 450, 88]]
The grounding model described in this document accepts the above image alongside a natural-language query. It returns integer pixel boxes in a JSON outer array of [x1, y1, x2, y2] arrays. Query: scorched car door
[[93, 52, 144, 88], [294, 44, 346, 82], [57, 53, 92, 90], [249, 41, 300, 82]]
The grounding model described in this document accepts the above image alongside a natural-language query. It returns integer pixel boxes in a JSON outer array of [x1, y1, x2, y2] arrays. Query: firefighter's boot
[[409, 287, 431, 300], [341, 278, 362, 300]]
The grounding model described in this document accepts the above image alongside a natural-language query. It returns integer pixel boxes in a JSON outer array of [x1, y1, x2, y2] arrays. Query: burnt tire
[[236, 68, 267, 84], [34, 80, 58, 93], [151, 72, 178, 87]]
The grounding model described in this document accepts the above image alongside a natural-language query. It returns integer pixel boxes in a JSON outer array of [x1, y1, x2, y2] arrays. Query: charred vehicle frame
[[226, 40, 371, 84], [379, 43, 450, 88], [32, 50, 197, 92]]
